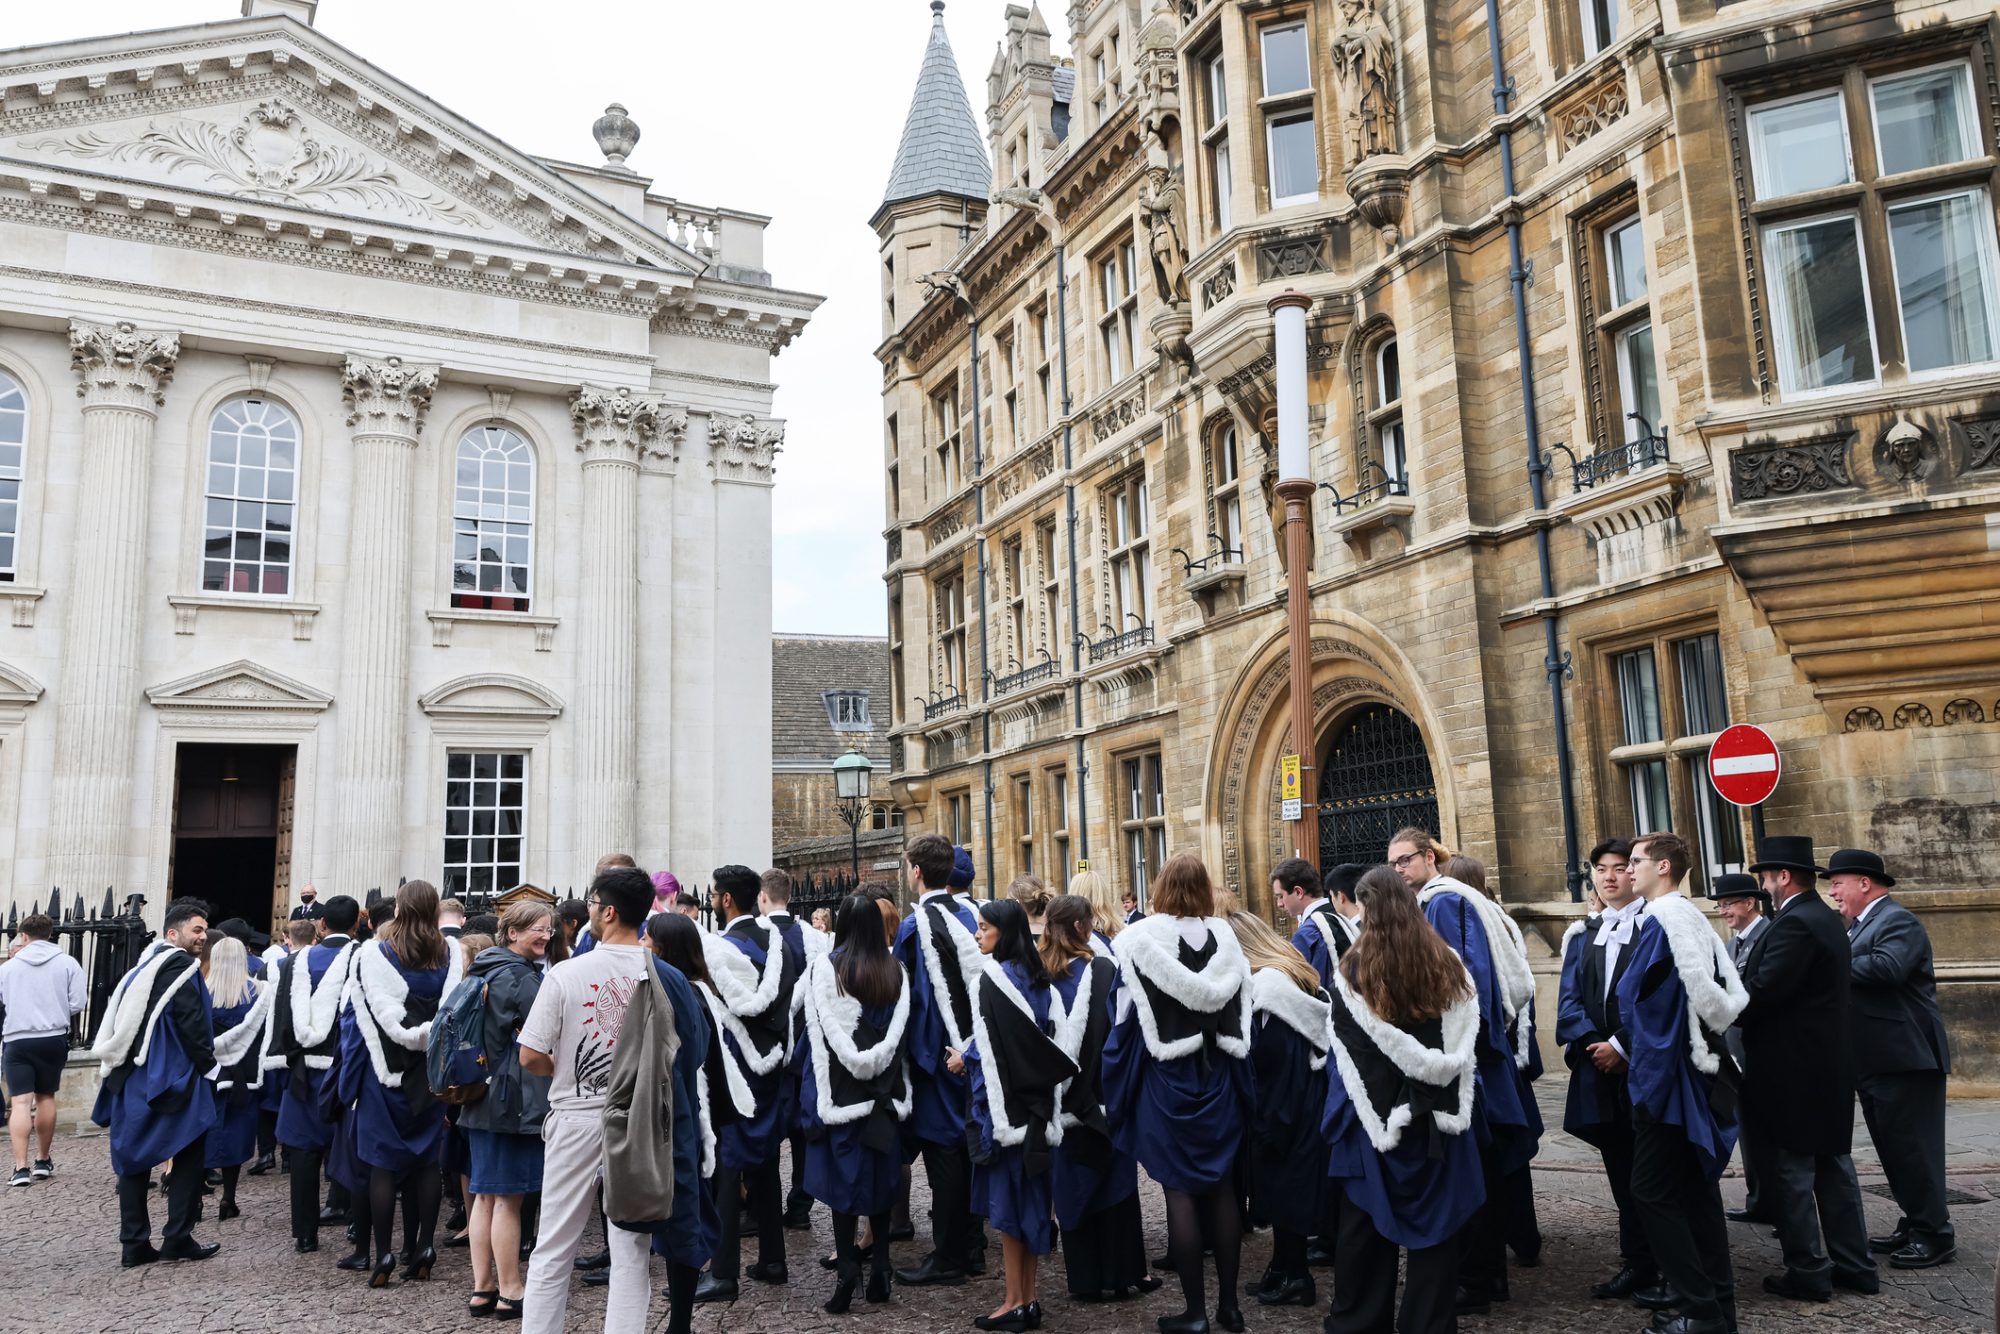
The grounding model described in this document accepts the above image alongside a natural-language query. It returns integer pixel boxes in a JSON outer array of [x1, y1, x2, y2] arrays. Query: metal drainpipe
[[1485, 0, 1584, 901], [967, 305, 995, 900], [1056, 244, 1089, 870]]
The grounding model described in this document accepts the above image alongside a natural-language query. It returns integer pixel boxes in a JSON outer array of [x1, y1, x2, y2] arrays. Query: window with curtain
[[452, 426, 533, 612], [0, 372, 23, 584], [203, 397, 298, 596], [1607, 629, 1744, 890], [1746, 61, 1999, 396]]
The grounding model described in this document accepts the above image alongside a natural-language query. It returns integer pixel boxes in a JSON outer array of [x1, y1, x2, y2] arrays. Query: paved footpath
[[9, 1085, 1995, 1333]]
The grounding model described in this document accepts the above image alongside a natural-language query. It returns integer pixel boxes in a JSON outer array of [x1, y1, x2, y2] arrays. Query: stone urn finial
[[593, 103, 640, 167]]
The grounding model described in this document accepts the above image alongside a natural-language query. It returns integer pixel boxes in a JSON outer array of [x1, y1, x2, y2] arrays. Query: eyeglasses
[[1391, 851, 1424, 870], [585, 894, 602, 908]]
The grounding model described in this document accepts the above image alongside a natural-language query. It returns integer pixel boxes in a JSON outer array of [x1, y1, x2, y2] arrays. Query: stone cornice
[[569, 384, 685, 466], [340, 355, 437, 438], [69, 318, 179, 410]]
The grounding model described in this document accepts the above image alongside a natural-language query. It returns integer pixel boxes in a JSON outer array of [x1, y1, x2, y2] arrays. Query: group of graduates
[[81, 817, 1956, 1334]]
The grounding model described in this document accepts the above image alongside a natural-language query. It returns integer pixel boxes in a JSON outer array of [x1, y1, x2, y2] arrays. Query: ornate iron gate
[[1317, 705, 1439, 868]]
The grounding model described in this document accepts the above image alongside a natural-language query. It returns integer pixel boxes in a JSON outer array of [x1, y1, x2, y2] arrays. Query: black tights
[[365, 1167, 441, 1258], [832, 1210, 893, 1276], [1164, 1186, 1241, 1317], [220, 1165, 241, 1207], [664, 1260, 700, 1334], [1272, 1227, 1307, 1280]]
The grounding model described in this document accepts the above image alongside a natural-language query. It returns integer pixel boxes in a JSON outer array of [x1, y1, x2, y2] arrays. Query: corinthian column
[[569, 386, 683, 864], [48, 321, 181, 896], [334, 355, 437, 895]]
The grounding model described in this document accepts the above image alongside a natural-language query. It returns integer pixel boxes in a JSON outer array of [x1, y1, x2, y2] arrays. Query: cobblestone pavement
[[10, 1086, 1995, 1334]]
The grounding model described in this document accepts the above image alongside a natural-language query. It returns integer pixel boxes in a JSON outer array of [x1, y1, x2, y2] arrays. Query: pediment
[[0, 660, 45, 707], [147, 659, 332, 712], [0, 20, 703, 275], [419, 673, 563, 721]]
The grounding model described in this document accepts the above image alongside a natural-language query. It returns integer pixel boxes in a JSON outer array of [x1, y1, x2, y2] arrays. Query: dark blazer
[[1554, 912, 1640, 1145], [288, 902, 322, 921], [1737, 888, 1856, 1155], [1848, 897, 1950, 1078]]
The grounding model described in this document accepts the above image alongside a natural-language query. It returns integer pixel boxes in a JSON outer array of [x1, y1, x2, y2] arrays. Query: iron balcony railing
[[1087, 624, 1155, 664], [1569, 417, 1670, 491], [991, 656, 1059, 696], [922, 690, 966, 722], [1317, 460, 1410, 514]]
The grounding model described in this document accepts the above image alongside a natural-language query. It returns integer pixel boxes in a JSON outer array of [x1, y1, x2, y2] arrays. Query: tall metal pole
[[1269, 291, 1320, 865]]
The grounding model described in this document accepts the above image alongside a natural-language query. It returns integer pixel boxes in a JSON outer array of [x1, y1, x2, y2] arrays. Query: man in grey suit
[[1712, 875, 1772, 1225], [1829, 848, 1956, 1269]]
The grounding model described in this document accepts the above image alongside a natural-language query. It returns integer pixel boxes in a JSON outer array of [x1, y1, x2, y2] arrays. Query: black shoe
[[820, 1252, 841, 1271], [692, 1273, 738, 1304], [445, 1207, 467, 1234], [574, 1248, 611, 1271], [247, 1152, 277, 1177], [337, 1250, 372, 1271], [1513, 1248, 1542, 1268], [1214, 1306, 1245, 1333], [1723, 1208, 1768, 1224], [1868, 1228, 1909, 1254], [217, 1201, 240, 1222], [963, 1249, 987, 1277], [368, 1252, 396, 1288], [1645, 1316, 1729, 1334], [1889, 1239, 1956, 1269], [1136, 1274, 1163, 1294], [867, 1267, 893, 1303], [1255, 1275, 1316, 1307], [295, 1237, 319, 1254], [1631, 1281, 1680, 1310], [120, 1243, 160, 1269], [1833, 1268, 1881, 1295], [1152, 1250, 1175, 1272], [896, 1253, 967, 1286], [1762, 1272, 1831, 1302], [746, 1260, 788, 1285], [973, 1308, 1032, 1334], [1025, 1300, 1043, 1329], [888, 1221, 916, 1242], [203, 1168, 223, 1188], [161, 1238, 221, 1263], [1156, 1313, 1210, 1334], [1593, 1265, 1656, 1299], [1454, 1286, 1490, 1316], [783, 1203, 814, 1230], [1305, 1240, 1335, 1267], [316, 1206, 349, 1227], [581, 1268, 610, 1288], [442, 1229, 471, 1248], [1249, 1264, 1281, 1300], [401, 1246, 436, 1281], [825, 1260, 861, 1315]]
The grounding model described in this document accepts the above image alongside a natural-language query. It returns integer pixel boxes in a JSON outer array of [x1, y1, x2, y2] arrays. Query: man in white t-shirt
[[516, 865, 667, 1334]]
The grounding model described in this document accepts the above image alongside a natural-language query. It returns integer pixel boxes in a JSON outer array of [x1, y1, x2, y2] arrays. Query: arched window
[[1369, 337, 1408, 486], [452, 426, 534, 612], [0, 372, 23, 583], [203, 397, 298, 596]]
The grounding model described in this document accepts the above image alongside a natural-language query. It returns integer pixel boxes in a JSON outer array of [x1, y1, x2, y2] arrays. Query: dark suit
[[1725, 921, 1768, 1217], [1555, 908, 1651, 1275], [1737, 889, 1874, 1290], [288, 902, 321, 921], [1849, 896, 1953, 1248]]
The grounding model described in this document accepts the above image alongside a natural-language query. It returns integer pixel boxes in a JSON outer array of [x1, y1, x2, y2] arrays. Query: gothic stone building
[[0, 0, 818, 935], [877, 0, 2000, 1081]]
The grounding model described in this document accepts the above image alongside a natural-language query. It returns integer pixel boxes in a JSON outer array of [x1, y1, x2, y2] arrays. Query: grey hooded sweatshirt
[[0, 939, 87, 1040]]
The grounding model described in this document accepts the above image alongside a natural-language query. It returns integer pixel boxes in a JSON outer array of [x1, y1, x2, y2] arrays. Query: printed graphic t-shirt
[[518, 941, 652, 1112]]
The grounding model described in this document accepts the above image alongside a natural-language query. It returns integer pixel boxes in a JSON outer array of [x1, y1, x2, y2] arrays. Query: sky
[[4, 0, 1054, 637]]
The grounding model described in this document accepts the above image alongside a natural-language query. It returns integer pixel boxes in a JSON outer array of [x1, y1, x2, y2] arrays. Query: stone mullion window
[[1015, 773, 1035, 878], [1367, 336, 1409, 484], [1032, 302, 1055, 432], [1097, 238, 1141, 386], [1119, 751, 1167, 901], [1037, 520, 1062, 658], [442, 750, 526, 899], [1209, 421, 1243, 560], [0, 372, 23, 582], [1580, 210, 1661, 453], [1106, 472, 1152, 633], [1202, 47, 1234, 232], [1256, 18, 1318, 209], [933, 382, 963, 494], [937, 572, 968, 698], [1004, 537, 1029, 668], [1050, 766, 1071, 878]]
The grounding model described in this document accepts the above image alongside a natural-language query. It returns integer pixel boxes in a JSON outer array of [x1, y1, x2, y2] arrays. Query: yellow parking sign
[[1280, 753, 1301, 802]]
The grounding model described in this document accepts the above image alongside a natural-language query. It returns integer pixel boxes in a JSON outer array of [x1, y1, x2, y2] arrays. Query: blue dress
[[276, 939, 351, 1153], [334, 942, 449, 1184], [967, 959, 1056, 1254], [203, 994, 262, 1169], [795, 960, 905, 1218], [892, 893, 980, 1149]]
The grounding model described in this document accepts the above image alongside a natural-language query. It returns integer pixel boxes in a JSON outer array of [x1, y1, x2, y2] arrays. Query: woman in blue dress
[[1042, 895, 1155, 1302], [334, 879, 460, 1287], [796, 893, 912, 1313], [1103, 853, 1255, 1334], [958, 897, 1076, 1332], [201, 936, 278, 1222], [1321, 867, 1485, 1334]]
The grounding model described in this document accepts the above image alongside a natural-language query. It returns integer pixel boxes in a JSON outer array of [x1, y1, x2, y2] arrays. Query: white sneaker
[[30, 1160, 52, 1181]]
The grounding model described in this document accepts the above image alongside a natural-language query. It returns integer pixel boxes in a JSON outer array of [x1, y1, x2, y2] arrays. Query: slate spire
[[877, 1, 992, 216]]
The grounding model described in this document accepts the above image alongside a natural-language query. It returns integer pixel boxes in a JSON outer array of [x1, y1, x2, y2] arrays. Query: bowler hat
[[1824, 848, 1896, 887], [1747, 835, 1826, 878], [1709, 873, 1763, 901]]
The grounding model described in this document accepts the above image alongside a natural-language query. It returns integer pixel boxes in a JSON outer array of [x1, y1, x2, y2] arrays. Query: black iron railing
[[992, 656, 1059, 696], [1317, 460, 1410, 514], [0, 888, 153, 1048], [1087, 624, 1155, 664], [1569, 418, 1670, 491], [922, 690, 965, 722], [1172, 532, 1245, 578]]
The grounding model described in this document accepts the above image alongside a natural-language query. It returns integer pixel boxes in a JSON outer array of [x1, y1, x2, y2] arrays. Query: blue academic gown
[[277, 938, 351, 1152], [1290, 902, 1348, 991], [1422, 886, 1537, 1171], [1322, 1039, 1486, 1251], [203, 994, 262, 1169], [93, 954, 219, 1178], [794, 957, 905, 1218], [892, 892, 980, 1149], [1048, 957, 1138, 1232], [966, 960, 1057, 1254], [258, 951, 291, 1118], [1555, 920, 1626, 1145], [1615, 915, 1737, 1179], [1246, 994, 1330, 1235], [334, 942, 449, 1185], [716, 918, 791, 1171], [645, 957, 719, 1269]]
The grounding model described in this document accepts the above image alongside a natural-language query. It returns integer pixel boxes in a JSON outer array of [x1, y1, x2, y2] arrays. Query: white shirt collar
[[919, 889, 951, 905], [1855, 896, 1888, 928], [1737, 915, 1768, 941], [1299, 897, 1330, 920]]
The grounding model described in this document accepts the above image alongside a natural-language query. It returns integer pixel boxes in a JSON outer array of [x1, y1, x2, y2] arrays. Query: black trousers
[[1455, 1140, 1506, 1297], [919, 1137, 970, 1266], [714, 1158, 783, 1279], [1594, 1098, 1653, 1269], [1629, 1115, 1733, 1321], [786, 1133, 810, 1212], [1326, 1186, 1459, 1334], [1760, 1142, 1874, 1286], [118, 1132, 206, 1250], [1858, 1070, 1953, 1245], [1500, 1164, 1540, 1260], [289, 1148, 325, 1243]]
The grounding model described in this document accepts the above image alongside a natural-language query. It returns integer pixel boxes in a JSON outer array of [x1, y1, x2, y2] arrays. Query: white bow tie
[[1594, 910, 1638, 948]]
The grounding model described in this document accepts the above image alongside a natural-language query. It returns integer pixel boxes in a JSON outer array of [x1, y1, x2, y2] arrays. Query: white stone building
[[0, 0, 819, 932]]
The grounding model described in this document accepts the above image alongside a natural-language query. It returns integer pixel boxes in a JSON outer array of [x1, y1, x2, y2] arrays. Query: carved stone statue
[[1331, 0, 1399, 164], [1141, 166, 1189, 308]]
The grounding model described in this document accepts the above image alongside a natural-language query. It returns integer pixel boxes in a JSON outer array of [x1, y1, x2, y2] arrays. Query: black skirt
[[1060, 1189, 1150, 1298]]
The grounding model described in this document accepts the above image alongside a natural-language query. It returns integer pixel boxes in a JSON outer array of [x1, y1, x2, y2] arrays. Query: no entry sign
[[1708, 724, 1781, 807]]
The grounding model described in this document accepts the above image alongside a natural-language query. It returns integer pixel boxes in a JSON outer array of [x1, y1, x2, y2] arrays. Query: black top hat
[[1747, 835, 1826, 878], [1824, 848, 1896, 888], [1709, 872, 1764, 901]]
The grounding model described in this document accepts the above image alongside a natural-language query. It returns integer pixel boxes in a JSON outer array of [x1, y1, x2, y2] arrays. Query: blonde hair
[[1226, 911, 1319, 995], [459, 933, 494, 970], [1068, 869, 1123, 939], [205, 936, 253, 1010]]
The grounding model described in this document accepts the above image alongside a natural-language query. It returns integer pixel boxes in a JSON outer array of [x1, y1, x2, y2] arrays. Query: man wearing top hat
[[1709, 874, 1772, 1227], [1828, 848, 1955, 1270], [1739, 835, 1878, 1301]]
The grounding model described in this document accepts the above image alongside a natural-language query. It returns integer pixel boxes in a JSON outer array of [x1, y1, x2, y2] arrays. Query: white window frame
[[1038, 520, 1062, 657], [451, 425, 535, 614], [1762, 209, 1882, 399], [1107, 473, 1152, 630], [442, 749, 528, 899], [934, 384, 963, 492], [1259, 22, 1317, 208], [1579, 0, 1619, 59], [203, 396, 300, 598], [1204, 51, 1234, 232], [0, 371, 23, 584], [1211, 423, 1243, 560], [1005, 536, 1029, 667], [1747, 88, 1854, 204], [1370, 338, 1408, 483], [1867, 61, 1980, 181], [1265, 113, 1319, 208], [1883, 185, 2000, 382], [938, 574, 968, 697], [1098, 240, 1139, 384]]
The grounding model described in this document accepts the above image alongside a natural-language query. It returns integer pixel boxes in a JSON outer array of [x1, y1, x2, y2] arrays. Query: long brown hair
[[1339, 867, 1470, 1023], [1226, 911, 1318, 995], [1442, 854, 1488, 895], [646, 911, 711, 988], [381, 879, 448, 972], [1038, 895, 1096, 978], [1151, 852, 1215, 919], [835, 894, 902, 1008]]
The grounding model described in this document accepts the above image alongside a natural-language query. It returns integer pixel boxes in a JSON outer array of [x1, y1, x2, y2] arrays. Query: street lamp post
[[832, 743, 874, 886], [1269, 290, 1321, 866]]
